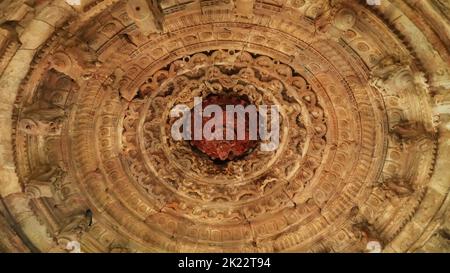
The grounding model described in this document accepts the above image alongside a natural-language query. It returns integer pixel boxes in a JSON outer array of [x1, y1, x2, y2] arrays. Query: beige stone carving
[[126, 0, 163, 36], [0, 0, 448, 253], [234, 0, 254, 17]]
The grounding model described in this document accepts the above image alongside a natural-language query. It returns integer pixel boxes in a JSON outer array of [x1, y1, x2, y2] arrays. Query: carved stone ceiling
[[0, 0, 449, 253]]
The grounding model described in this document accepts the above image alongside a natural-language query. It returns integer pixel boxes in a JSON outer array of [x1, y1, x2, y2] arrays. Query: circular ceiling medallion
[[0, 0, 448, 253], [189, 93, 259, 161]]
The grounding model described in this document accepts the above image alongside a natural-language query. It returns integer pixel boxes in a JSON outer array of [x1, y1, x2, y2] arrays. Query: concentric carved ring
[[9, 1, 441, 253]]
